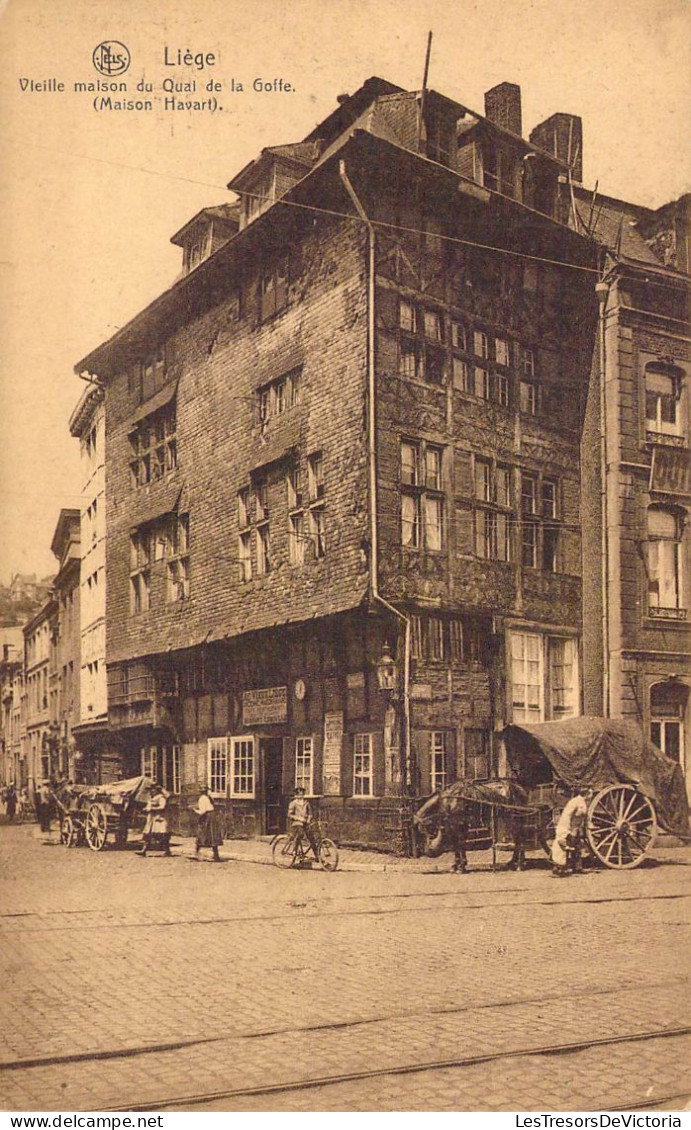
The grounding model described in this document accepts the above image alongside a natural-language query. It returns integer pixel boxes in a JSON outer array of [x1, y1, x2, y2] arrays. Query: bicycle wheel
[[318, 837, 339, 872], [272, 834, 298, 869]]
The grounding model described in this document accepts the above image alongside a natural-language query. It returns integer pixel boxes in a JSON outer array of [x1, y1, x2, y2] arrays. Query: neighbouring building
[[49, 508, 81, 781], [23, 596, 57, 786], [69, 384, 120, 782], [75, 75, 603, 850], [579, 190, 691, 797]]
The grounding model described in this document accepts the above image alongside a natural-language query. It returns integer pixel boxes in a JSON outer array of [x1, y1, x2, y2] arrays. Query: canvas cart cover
[[75, 775, 156, 806], [502, 717, 689, 838]]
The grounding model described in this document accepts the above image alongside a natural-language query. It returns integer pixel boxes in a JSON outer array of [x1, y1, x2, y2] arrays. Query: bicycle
[[271, 820, 339, 872]]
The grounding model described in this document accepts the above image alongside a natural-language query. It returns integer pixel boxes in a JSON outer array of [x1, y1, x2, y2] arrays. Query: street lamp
[[376, 640, 397, 693]]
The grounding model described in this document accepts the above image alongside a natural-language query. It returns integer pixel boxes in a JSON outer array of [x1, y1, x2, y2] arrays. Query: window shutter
[[412, 729, 433, 796], [455, 504, 475, 557], [371, 730, 385, 798], [375, 287, 400, 333], [454, 449, 473, 497]]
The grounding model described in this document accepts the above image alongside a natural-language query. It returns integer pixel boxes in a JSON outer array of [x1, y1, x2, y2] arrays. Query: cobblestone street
[[0, 823, 689, 1112]]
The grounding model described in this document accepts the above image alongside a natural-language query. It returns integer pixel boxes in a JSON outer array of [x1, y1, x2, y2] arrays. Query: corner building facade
[[78, 77, 597, 849]]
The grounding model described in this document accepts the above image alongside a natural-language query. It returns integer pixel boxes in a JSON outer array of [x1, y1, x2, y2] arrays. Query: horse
[[413, 778, 536, 871]]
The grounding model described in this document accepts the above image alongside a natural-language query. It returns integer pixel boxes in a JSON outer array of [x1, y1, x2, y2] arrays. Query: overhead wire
[[10, 135, 605, 277]]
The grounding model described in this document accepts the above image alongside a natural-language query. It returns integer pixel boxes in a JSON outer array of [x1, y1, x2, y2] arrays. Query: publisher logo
[[92, 41, 131, 76]]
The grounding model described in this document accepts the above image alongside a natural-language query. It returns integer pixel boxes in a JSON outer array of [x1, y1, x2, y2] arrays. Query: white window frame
[[295, 736, 314, 795], [231, 736, 255, 798], [510, 631, 544, 721], [353, 733, 374, 797], [207, 737, 228, 796], [430, 732, 448, 792]]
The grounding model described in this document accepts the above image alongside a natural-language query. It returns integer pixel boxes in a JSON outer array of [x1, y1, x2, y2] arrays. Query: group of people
[[136, 784, 315, 862], [136, 784, 224, 861], [1, 781, 53, 829]]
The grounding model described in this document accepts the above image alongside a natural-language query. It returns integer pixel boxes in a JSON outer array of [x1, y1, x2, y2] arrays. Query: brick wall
[[105, 216, 370, 665]]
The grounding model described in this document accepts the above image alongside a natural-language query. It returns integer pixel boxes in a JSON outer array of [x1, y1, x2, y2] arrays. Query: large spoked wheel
[[85, 803, 108, 852], [586, 784, 657, 869], [60, 815, 78, 847], [318, 837, 339, 872], [272, 834, 298, 869]]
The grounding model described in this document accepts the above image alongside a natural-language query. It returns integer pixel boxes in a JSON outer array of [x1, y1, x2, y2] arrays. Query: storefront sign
[[323, 710, 343, 795], [650, 447, 691, 497], [410, 683, 432, 700], [346, 672, 365, 689], [242, 686, 288, 726]]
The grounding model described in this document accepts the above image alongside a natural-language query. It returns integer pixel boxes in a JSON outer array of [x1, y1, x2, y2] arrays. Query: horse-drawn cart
[[414, 717, 689, 870], [55, 776, 157, 852]]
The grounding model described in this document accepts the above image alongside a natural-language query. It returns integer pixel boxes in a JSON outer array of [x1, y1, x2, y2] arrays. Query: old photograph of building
[[0, 0, 689, 1116]]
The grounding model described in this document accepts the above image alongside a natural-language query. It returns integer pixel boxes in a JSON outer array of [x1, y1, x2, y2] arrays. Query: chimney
[[484, 82, 522, 137], [529, 112, 583, 183]]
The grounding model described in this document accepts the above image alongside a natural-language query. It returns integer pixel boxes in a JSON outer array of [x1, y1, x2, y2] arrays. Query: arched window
[[645, 361, 684, 442], [650, 680, 688, 766], [647, 506, 685, 617]]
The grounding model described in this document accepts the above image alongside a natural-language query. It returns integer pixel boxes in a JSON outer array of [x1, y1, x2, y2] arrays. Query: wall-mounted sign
[[323, 710, 343, 795], [650, 447, 691, 498], [410, 683, 432, 700], [294, 679, 306, 701], [242, 686, 288, 726]]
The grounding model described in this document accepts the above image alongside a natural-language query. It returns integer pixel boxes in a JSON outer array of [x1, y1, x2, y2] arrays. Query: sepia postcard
[[1, 0, 690, 1118]]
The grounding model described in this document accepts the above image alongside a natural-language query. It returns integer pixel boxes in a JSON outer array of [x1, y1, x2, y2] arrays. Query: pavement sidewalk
[[179, 833, 462, 871]]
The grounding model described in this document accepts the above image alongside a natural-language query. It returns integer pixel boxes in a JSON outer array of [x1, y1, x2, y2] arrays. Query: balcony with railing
[[648, 605, 687, 622]]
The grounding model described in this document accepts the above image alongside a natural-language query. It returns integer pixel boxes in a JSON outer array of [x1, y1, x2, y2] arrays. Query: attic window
[[185, 230, 210, 272]]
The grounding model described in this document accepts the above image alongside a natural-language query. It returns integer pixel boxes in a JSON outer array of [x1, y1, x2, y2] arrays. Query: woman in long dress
[[137, 785, 171, 856]]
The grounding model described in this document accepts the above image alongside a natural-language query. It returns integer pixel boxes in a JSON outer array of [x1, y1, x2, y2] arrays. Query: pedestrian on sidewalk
[[193, 786, 223, 862], [551, 793, 587, 877], [5, 784, 17, 822], [137, 784, 172, 857], [37, 781, 52, 834]]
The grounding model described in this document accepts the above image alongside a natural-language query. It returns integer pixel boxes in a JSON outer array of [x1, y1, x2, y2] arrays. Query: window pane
[[425, 496, 443, 550], [424, 310, 441, 340], [399, 301, 415, 332], [401, 443, 419, 485], [401, 493, 420, 547], [425, 447, 442, 490]]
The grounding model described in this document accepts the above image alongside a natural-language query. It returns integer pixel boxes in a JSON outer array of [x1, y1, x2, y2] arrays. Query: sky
[[1, 0, 689, 585]]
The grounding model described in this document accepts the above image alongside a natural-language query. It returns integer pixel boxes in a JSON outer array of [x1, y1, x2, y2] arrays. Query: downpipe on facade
[[338, 161, 413, 799]]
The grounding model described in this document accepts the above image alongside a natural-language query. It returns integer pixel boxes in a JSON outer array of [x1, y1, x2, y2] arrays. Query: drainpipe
[[338, 161, 413, 795], [596, 275, 611, 716]]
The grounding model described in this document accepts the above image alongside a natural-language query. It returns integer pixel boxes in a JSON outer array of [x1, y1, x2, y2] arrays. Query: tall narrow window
[[430, 732, 448, 791], [208, 737, 228, 795], [647, 507, 685, 616], [511, 632, 543, 721], [238, 488, 251, 582], [295, 737, 314, 794], [353, 733, 373, 796], [231, 737, 255, 797]]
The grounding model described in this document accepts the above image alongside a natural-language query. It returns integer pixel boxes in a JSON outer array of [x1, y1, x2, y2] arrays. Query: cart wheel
[[318, 838, 339, 872], [85, 803, 108, 852], [272, 834, 298, 869], [586, 784, 657, 869], [60, 815, 78, 848]]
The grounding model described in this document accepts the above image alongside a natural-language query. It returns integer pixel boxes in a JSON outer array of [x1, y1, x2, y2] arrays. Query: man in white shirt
[[551, 793, 588, 877]]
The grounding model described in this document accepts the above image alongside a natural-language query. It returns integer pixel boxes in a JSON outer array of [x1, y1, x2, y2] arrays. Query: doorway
[[262, 737, 284, 833]]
